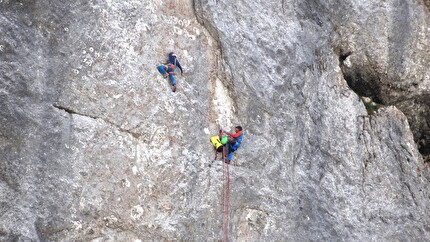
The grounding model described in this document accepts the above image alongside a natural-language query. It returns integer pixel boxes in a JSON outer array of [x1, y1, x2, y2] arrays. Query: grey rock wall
[[0, 0, 429, 241], [329, 0, 430, 159]]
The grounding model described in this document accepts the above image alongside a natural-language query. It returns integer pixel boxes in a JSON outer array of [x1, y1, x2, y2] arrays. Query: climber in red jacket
[[223, 126, 243, 163]]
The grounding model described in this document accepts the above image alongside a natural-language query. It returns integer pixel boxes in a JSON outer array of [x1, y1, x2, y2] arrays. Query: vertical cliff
[[0, 0, 429, 241]]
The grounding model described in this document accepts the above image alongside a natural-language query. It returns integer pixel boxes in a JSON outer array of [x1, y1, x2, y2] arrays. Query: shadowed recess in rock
[[338, 50, 430, 160]]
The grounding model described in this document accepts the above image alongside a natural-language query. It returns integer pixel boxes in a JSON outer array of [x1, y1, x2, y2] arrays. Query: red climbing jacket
[[228, 130, 242, 139]]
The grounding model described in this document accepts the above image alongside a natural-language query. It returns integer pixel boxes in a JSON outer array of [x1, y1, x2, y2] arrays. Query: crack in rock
[[52, 104, 141, 139]]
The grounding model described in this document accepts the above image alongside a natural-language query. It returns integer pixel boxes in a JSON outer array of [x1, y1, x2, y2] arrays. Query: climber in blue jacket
[[156, 52, 183, 92], [157, 63, 177, 92], [168, 52, 184, 75]]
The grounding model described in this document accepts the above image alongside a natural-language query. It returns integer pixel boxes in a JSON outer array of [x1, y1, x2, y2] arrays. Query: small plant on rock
[[360, 96, 382, 115]]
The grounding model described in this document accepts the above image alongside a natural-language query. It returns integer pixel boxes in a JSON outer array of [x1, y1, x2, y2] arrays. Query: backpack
[[210, 135, 223, 150], [221, 136, 228, 145]]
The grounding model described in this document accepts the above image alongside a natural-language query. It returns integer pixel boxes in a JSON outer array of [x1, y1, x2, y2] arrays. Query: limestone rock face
[[1, 0, 429, 241], [329, 0, 430, 159]]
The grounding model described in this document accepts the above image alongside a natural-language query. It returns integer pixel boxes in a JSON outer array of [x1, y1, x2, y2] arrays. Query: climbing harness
[[165, 64, 175, 75]]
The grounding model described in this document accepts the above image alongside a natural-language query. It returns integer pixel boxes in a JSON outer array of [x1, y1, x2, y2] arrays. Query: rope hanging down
[[222, 144, 230, 242]]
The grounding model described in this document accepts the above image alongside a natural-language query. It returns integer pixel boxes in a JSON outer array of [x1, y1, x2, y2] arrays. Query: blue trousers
[[227, 144, 236, 161], [157, 65, 166, 75], [169, 74, 176, 86], [157, 65, 176, 86]]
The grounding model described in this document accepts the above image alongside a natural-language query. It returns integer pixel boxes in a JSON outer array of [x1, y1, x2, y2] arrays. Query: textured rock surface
[[1, 0, 430, 241], [330, 0, 430, 160]]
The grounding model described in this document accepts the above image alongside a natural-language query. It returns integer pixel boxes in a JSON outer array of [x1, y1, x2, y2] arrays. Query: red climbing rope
[[222, 145, 230, 242]]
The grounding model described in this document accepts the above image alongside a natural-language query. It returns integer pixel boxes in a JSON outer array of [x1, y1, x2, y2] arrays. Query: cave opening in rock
[[338, 53, 384, 110], [342, 71, 384, 104], [338, 52, 430, 161]]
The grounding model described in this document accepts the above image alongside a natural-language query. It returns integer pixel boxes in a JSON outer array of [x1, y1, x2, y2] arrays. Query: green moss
[[359, 96, 382, 115]]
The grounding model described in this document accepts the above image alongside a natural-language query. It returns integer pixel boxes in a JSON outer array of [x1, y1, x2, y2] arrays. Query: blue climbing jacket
[[168, 52, 183, 74], [230, 133, 243, 151]]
